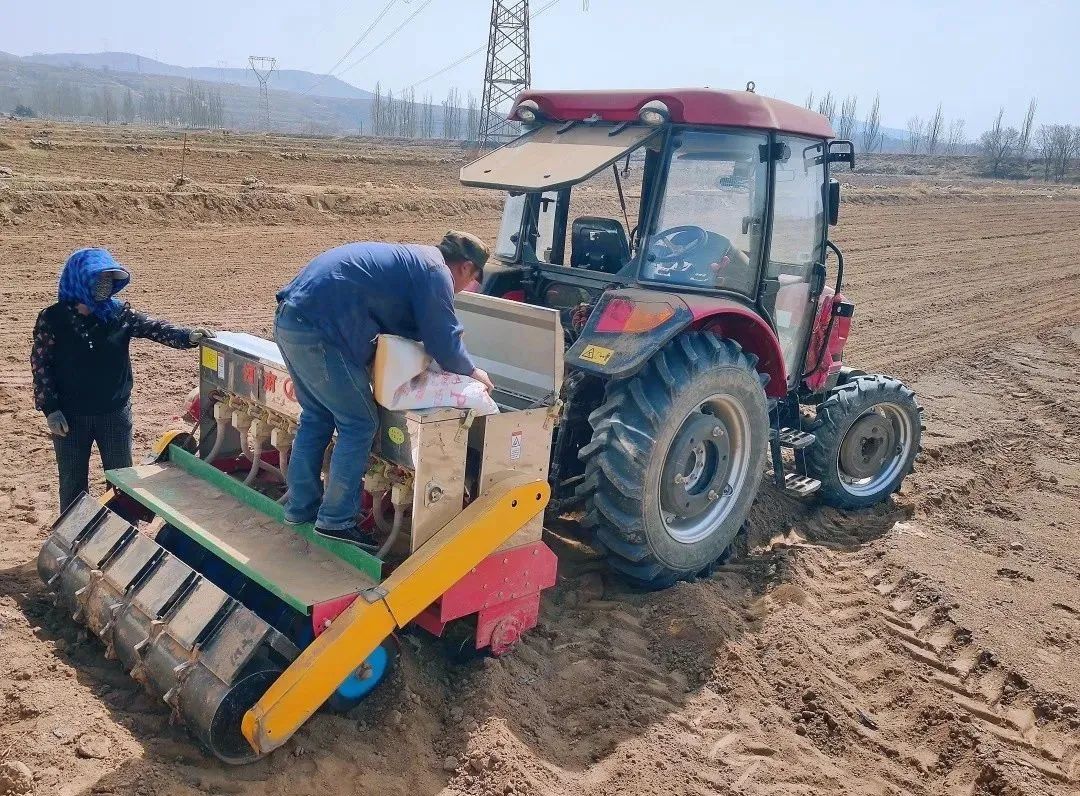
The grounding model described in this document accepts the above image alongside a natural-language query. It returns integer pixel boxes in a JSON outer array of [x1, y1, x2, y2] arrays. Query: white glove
[[47, 410, 69, 437], [189, 328, 216, 344]]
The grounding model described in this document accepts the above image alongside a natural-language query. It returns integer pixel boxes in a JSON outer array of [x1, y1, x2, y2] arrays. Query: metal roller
[[37, 493, 297, 763]]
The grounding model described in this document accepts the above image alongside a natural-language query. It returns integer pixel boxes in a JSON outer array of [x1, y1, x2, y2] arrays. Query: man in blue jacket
[[274, 231, 493, 546]]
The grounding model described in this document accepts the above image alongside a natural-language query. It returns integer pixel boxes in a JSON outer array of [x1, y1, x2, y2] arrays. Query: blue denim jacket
[[276, 242, 475, 375]]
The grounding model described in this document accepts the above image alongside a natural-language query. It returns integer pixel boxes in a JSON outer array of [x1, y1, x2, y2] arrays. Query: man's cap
[[440, 230, 490, 273]]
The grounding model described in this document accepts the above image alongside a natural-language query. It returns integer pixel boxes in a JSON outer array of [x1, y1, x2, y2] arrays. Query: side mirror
[[827, 139, 856, 170], [828, 179, 841, 226]]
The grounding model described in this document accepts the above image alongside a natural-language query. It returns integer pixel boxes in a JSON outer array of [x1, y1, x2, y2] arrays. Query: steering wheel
[[647, 225, 709, 263]]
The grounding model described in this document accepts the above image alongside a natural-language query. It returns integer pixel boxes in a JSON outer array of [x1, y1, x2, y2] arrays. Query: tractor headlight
[[515, 100, 541, 124], [638, 100, 670, 126]]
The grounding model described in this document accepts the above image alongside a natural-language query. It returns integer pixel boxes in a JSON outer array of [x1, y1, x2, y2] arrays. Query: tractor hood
[[460, 122, 659, 192]]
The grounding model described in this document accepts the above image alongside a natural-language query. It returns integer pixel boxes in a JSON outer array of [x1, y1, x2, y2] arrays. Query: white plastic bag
[[372, 334, 499, 415]]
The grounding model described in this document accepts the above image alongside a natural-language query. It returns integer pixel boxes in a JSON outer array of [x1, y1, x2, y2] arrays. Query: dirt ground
[[1, 122, 1079, 796]]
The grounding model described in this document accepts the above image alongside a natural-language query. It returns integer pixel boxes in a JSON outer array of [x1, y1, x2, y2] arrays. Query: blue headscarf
[[57, 248, 131, 321]]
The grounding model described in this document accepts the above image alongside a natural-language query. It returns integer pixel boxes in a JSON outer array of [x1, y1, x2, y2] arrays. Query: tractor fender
[[565, 289, 786, 397], [682, 295, 787, 398]]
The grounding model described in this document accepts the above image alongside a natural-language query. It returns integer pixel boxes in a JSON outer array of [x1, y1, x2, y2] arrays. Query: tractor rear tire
[[803, 375, 921, 509], [577, 333, 768, 589]]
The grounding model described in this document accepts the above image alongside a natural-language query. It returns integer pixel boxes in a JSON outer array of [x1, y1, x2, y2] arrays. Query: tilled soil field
[[1, 123, 1079, 796]]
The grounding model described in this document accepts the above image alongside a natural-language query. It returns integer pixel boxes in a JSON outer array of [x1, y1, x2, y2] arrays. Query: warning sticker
[[217, 357, 226, 380], [201, 346, 218, 372], [579, 344, 614, 365], [387, 426, 405, 445], [510, 431, 522, 462]]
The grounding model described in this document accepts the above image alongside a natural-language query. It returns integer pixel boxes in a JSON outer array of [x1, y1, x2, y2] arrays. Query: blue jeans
[[273, 303, 378, 530]]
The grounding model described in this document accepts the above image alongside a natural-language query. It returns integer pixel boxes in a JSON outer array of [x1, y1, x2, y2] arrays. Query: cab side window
[[770, 138, 826, 267], [765, 137, 827, 381]]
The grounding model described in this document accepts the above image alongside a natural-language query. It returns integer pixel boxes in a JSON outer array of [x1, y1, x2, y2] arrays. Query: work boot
[[314, 524, 377, 549]]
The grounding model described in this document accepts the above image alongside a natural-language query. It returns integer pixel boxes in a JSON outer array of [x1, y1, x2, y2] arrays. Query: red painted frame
[[413, 541, 558, 654], [802, 289, 851, 393]]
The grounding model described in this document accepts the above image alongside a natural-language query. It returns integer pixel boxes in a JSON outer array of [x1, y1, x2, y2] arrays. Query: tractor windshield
[[640, 130, 768, 296]]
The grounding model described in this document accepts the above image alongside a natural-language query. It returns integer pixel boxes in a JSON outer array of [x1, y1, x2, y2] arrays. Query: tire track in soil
[[1, 123, 1079, 796]]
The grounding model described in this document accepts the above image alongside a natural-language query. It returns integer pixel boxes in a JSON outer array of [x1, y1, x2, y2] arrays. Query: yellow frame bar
[[242, 472, 550, 755]]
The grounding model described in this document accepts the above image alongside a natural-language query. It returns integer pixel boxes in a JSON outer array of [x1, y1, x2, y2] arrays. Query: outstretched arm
[[122, 306, 200, 349], [31, 310, 61, 415], [410, 268, 475, 376]]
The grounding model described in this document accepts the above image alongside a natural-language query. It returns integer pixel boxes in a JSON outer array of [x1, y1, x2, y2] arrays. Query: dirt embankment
[[2, 122, 1078, 229], [0, 122, 1078, 796]]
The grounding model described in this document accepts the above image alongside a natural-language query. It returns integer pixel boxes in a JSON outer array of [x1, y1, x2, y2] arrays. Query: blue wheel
[[324, 638, 397, 713]]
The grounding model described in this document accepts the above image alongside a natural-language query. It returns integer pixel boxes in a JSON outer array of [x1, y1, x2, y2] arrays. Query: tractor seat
[[570, 217, 630, 274]]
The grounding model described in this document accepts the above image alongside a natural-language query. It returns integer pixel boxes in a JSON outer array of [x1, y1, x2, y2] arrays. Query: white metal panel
[[455, 292, 563, 405]]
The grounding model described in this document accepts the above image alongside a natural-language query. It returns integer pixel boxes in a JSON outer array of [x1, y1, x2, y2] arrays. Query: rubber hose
[[241, 432, 285, 483], [203, 419, 229, 462], [244, 437, 264, 486], [376, 502, 405, 560], [372, 491, 393, 535]]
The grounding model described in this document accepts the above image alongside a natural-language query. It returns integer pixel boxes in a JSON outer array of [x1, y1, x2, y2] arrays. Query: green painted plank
[[165, 446, 382, 582], [105, 465, 312, 613]]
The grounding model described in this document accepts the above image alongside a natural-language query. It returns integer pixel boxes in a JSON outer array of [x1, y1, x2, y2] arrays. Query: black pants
[[52, 404, 133, 511]]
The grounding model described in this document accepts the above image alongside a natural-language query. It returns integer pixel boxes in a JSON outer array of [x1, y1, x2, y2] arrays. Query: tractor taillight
[[595, 298, 675, 333]]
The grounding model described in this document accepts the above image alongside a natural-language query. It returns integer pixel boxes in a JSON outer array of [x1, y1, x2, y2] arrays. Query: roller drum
[[36, 497, 296, 763]]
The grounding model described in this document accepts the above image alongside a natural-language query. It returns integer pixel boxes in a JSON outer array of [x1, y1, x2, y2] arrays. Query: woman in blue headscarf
[[31, 248, 215, 510]]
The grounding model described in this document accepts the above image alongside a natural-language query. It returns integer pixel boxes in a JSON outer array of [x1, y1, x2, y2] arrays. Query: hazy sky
[[5, 0, 1078, 132]]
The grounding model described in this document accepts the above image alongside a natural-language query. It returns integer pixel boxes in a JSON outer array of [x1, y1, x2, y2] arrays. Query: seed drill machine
[[37, 87, 920, 762]]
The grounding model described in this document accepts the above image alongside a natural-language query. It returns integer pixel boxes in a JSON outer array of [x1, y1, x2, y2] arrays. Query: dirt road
[[1, 123, 1078, 796]]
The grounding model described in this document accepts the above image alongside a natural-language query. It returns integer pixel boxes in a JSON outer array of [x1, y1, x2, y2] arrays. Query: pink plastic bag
[[373, 335, 499, 415]]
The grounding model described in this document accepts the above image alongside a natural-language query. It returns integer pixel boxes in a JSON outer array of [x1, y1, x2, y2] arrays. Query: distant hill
[[20, 51, 371, 101], [0, 51, 476, 137]]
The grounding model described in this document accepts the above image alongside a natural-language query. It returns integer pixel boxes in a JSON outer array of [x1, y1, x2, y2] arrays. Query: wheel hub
[[839, 413, 895, 480], [660, 412, 733, 523]]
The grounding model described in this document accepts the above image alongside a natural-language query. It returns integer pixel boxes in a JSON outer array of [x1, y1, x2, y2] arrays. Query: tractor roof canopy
[[512, 88, 835, 139], [460, 122, 659, 192]]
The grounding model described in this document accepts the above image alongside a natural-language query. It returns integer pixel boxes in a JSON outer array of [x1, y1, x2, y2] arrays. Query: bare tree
[[121, 89, 135, 123], [1017, 97, 1037, 160], [442, 86, 461, 139], [104, 87, 117, 124], [979, 107, 1019, 177], [925, 103, 944, 155], [816, 91, 836, 127], [399, 87, 417, 137], [466, 92, 480, 143], [370, 82, 383, 136], [837, 95, 858, 140], [906, 116, 924, 154], [421, 93, 435, 139], [945, 118, 966, 156], [861, 92, 882, 153], [804, 91, 814, 111], [1036, 124, 1078, 181], [389, 88, 401, 137]]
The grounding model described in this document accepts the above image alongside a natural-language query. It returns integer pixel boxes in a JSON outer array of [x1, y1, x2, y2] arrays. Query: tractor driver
[[274, 232, 494, 547]]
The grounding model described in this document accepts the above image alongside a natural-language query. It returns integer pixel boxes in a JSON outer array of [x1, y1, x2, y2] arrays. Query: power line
[[407, 0, 561, 91], [301, 0, 399, 96], [408, 44, 486, 91], [338, 0, 438, 76]]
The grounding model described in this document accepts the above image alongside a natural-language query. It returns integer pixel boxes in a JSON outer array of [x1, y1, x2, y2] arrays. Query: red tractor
[[463, 87, 921, 588]]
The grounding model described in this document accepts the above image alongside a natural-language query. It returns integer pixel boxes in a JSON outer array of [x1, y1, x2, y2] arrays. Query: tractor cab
[[460, 89, 917, 592], [462, 87, 856, 390]]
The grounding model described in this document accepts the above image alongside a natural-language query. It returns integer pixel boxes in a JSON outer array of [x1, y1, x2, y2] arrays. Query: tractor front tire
[[803, 375, 922, 509], [577, 333, 768, 589]]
